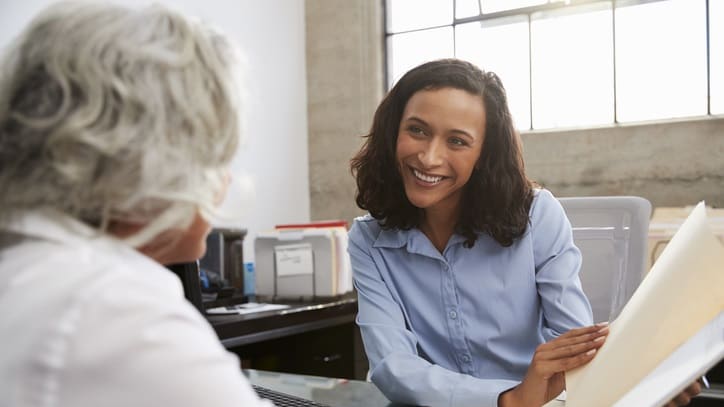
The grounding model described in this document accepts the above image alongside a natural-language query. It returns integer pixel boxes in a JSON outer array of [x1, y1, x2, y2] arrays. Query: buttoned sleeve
[[530, 190, 594, 340], [349, 220, 519, 407]]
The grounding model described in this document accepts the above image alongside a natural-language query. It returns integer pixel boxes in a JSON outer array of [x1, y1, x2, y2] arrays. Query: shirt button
[[448, 310, 457, 319], [462, 355, 471, 363]]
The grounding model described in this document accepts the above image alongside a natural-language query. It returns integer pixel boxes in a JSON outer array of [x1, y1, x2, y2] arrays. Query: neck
[[420, 206, 459, 254]]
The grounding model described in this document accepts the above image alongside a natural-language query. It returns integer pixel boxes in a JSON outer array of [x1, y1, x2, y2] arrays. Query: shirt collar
[[373, 225, 468, 258], [1, 209, 109, 248]]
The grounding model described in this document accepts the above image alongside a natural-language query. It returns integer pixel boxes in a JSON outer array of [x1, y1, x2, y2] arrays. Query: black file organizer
[[166, 260, 204, 313]]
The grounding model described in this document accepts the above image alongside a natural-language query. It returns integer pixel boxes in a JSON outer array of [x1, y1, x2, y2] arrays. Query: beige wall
[[305, 1, 724, 224], [523, 117, 724, 208], [305, 0, 383, 224]]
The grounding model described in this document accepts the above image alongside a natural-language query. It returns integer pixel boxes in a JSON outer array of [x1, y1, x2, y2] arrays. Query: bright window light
[[531, 6, 614, 129], [482, 0, 547, 14], [456, 17, 532, 130], [615, 0, 707, 122], [385, 0, 717, 129], [711, 0, 724, 115], [387, 27, 455, 88], [386, 0, 452, 33], [456, 0, 482, 19]]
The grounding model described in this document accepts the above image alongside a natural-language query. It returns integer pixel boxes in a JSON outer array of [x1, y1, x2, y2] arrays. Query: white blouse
[[0, 210, 272, 407]]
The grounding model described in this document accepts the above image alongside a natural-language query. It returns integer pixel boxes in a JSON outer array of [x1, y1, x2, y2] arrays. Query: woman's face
[[125, 171, 231, 265], [395, 87, 486, 217]]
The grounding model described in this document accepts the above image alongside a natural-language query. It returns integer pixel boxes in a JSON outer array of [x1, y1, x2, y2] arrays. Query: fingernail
[[586, 349, 597, 355], [595, 321, 609, 327], [594, 335, 605, 342]]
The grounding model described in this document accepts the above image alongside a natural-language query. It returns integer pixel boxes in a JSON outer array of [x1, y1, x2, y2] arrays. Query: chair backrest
[[558, 196, 652, 323]]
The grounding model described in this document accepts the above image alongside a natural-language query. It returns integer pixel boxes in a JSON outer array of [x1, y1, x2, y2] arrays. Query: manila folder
[[552, 201, 724, 407]]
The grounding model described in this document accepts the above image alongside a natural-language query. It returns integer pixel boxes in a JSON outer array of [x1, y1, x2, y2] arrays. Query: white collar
[[1, 209, 117, 249]]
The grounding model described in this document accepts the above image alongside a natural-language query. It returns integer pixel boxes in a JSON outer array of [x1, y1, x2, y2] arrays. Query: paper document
[[547, 202, 724, 407], [206, 303, 291, 315], [614, 311, 724, 406]]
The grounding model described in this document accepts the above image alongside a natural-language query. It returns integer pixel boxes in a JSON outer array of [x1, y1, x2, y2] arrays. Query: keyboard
[[253, 384, 331, 407]]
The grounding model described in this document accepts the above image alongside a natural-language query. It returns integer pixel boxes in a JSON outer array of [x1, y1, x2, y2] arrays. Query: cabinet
[[207, 296, 368, 380]]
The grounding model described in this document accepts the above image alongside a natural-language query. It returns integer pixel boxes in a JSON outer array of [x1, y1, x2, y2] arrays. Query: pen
[[701, 375, 710, 389]]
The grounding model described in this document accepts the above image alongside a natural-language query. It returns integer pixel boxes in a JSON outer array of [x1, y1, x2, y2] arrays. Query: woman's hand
[[498, 323, 609, 407], [662, 379, 703, 407]]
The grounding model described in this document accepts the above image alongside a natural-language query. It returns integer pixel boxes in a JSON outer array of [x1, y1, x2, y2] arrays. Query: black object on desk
[[253, 384, 330, 407], [166, 261, 204, 313]]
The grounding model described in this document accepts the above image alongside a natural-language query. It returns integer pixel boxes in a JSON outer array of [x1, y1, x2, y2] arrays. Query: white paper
[[206, 302, 291, 315], [274, 243, 314, 277], [614, 311, 724, 406], [548, 202, 724, 407]]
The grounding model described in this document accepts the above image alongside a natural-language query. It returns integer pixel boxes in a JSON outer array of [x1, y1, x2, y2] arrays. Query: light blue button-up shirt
[[348, 189, 593, 407]]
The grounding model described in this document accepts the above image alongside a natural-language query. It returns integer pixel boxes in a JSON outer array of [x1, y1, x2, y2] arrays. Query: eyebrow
[[404, 116, 476, 142]]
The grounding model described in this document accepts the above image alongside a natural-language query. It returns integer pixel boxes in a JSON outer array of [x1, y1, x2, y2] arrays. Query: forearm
[[371, 353, 519, 407]]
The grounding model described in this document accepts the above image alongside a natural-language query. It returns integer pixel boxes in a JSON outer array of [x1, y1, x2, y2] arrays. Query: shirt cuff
[[451, 375, 520, 407]]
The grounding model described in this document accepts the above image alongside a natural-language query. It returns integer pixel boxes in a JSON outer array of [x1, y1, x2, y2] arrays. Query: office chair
[[558, 196, 652, 323]]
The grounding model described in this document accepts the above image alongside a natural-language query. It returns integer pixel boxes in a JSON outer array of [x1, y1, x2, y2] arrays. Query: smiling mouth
[[412, 168, 444, 185]]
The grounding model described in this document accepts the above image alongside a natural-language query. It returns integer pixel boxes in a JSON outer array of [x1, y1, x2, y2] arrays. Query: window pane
[[531, 5, 614, 129], [386, 0, 453, 33], [482, 0, 547, 14], [456, 17, 531, 130], [456, 0, 482, 19], [711, 0, 724, 115], [387, 27, 455, 88], [615, 0, 707, 122]]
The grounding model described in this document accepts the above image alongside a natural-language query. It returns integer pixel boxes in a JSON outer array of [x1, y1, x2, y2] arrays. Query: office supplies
[[276, 220, 348, 230], [546, 202, 724, 406], [701, 374, 710, 389]]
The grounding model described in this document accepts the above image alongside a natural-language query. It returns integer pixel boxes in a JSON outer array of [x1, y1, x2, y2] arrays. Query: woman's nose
[[418, 139, 444, 167]]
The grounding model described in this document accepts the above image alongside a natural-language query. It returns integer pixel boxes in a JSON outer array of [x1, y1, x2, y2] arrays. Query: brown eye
[[408, 125, 426, 137], [449, 137, 467, 146]]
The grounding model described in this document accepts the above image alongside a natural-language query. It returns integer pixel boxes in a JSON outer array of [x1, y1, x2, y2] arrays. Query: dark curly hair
[[350, 58, 534, 248]]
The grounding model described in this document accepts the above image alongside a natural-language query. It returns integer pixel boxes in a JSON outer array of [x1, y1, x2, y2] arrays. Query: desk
[[246, 369, 408, 407], [206, 296, 368, 380]]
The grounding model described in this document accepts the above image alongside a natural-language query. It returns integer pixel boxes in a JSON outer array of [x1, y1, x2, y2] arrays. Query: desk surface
[[246, 369, 409, 407], [207, 296, 357, 348]]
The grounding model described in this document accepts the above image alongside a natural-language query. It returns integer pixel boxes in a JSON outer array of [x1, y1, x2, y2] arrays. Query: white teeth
[[413, 169, 443, 184]]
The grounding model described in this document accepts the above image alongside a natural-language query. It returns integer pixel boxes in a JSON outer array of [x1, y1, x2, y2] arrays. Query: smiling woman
[[349, 59, 599, 407], [348, 58, 701, 407]]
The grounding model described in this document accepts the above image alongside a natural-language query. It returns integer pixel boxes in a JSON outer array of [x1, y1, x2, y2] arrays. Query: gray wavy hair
[[0, 2, 242, 246]]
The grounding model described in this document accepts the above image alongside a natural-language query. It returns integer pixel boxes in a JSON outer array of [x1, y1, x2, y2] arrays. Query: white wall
[[0, 0, 311, 260]]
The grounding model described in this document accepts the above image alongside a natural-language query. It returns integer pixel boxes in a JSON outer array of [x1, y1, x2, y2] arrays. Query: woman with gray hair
[[0, 2, 272, 406]]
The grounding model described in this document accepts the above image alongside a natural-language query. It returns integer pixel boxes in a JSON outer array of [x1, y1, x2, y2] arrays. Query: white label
[[274, 243, 313, 277]]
